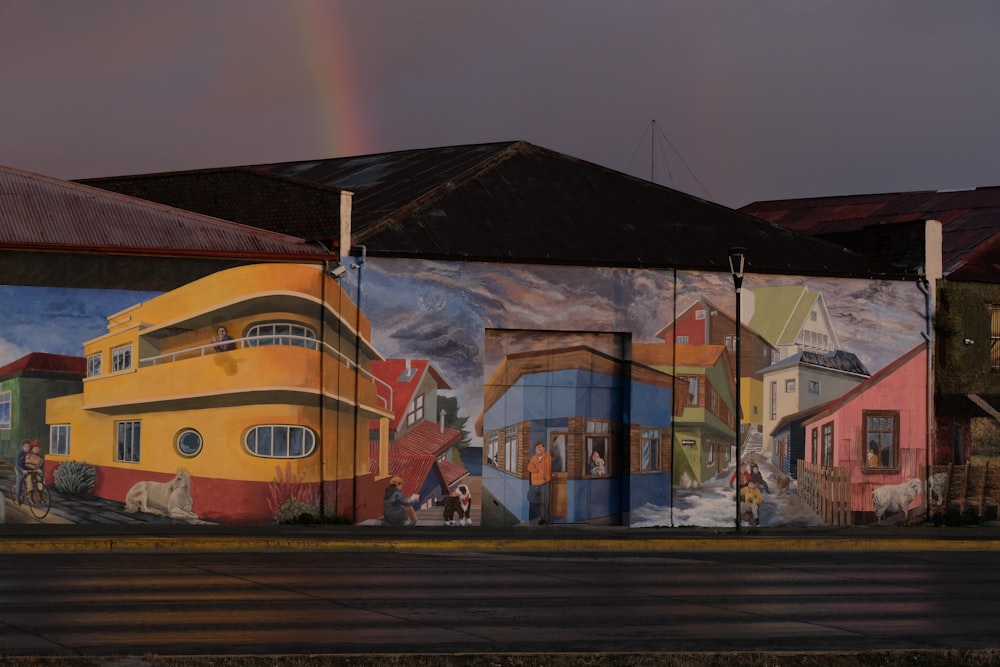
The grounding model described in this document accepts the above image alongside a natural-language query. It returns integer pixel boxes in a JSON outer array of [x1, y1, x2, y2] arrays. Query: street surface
[[1, 547, 998, 657]]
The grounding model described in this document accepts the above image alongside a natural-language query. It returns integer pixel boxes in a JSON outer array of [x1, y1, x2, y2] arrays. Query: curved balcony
[[82, 335, 388, 418]]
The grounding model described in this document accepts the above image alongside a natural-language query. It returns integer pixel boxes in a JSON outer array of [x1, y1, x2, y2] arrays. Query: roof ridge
[[353, 141, 529, 245]]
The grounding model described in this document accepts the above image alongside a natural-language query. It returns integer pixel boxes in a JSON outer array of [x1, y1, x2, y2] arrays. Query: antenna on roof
[[624, 119, 715, 202]]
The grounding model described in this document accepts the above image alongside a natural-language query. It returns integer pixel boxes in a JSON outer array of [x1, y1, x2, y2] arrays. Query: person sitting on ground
[[740, 480, 764, 527], [383, 476, 420, 526]]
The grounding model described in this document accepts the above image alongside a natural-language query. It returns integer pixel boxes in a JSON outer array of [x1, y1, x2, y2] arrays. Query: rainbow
[[291, 1, 374, 158]]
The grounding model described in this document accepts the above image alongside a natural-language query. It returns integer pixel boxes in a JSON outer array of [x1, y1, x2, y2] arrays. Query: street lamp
[[729, 247, 746, 529]]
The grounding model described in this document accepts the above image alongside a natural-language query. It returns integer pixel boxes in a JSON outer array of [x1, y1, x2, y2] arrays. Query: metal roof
[[1, 165, 332, 261], [741, 187, 1000, 282], [80, 141, 901, 279]]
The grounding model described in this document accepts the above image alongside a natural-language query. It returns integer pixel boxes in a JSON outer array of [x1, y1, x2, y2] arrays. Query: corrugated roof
[[80, 141, 902, 278], [741, 187, 1000, 281], [2, 165, 333, 261]]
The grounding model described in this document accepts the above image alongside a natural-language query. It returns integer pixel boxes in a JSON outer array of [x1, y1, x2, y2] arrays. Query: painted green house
[[0, 352, 85, 459]]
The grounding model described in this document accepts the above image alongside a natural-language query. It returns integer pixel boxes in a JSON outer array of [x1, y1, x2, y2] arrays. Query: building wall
[[0, 258, 930, 529]]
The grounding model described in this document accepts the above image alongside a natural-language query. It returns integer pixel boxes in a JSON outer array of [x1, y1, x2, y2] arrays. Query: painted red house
[[798, 345, 928, 524], [367, 359, 465, 504]]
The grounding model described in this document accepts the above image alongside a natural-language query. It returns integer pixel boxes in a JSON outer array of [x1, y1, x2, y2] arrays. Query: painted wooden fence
[[796, 460, 852, 526], [928, 462, 1000, 521]]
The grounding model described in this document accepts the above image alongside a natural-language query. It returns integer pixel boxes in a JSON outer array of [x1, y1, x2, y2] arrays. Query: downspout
[[314, 235, 345, 522], [670, 267, 678, 527], [918, 275, 932, 521], [351, 244, 367, 522], [921, 219, 943, 521]]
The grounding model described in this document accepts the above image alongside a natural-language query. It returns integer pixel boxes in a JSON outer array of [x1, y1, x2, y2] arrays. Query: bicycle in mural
[[12, 469, 52, 520]]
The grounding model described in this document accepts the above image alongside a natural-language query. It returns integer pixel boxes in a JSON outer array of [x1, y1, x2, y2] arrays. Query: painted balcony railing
[[83, 335, 391, 413]]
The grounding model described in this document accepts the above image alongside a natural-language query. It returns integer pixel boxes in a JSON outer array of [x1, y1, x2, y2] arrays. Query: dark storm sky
[[3, 0, 999, 208]]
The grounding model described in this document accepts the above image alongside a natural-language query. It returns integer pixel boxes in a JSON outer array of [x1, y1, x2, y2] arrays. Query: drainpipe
[[920, 219, 942, 521], [351, 244, 367, 523]]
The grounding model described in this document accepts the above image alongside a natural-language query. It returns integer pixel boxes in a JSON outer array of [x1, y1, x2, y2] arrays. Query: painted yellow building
[[46, 263, 393, 523]]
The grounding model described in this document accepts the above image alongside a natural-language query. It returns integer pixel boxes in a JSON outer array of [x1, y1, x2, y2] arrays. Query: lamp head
[[728, 247, 747, 290]]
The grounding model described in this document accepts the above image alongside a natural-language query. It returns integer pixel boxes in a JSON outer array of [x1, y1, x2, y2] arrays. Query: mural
[[0, 258, 929, 528]]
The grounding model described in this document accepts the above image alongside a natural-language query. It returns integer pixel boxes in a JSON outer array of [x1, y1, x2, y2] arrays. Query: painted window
[[808, 380, 820, 394], [504, 425, 517, 473], [683, 376, 699, 406], [111, 344, 132, 373], [710, 388, 718, 414], [725, 335, 735, 352], [677, 335, 689, 344], [706, 441, 715, 466], [176, 429, 203, 457], [640, 428, 659, 471], [485, 430, 499, 467], [246, 322, 318, 349], [769, 381, 777, 420], [87, 353, 102, 377], [821, 422, 834, 467], [549, 432, 567, 473], [50, 424, 70, 456], [864, 411, 899, 470], [0, 391, 10, 429], [406, 393, 425, 426], [116, 420, 141, 463], [585, 420, 609, 477], [245, 425, 316, 458], [810, 427, 818, 463], [992, 304, 1000, 370], [785, 379, 796, 392], [695, 309, 706, 320]]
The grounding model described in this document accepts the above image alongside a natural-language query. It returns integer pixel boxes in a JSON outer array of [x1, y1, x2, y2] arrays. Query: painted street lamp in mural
[[729, 247, 746, 530]]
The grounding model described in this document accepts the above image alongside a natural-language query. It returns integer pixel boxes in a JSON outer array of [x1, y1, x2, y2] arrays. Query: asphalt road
[[1, 546, 998, 657]]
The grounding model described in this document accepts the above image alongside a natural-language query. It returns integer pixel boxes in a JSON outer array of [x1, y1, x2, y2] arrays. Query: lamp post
[[729, 247, 746, 530]]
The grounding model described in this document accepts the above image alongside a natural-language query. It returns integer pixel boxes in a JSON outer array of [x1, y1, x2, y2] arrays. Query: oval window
[[176, 429, 203, 457], [245, 425, 316, 458]]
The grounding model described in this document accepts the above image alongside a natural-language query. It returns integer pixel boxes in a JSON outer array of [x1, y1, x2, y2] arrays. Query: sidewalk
[[2, 519, 1000, 554]]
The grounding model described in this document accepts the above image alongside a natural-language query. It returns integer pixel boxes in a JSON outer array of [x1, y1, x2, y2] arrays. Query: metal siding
[[2, 167, 330, 260], [81, 142, 896, 277]]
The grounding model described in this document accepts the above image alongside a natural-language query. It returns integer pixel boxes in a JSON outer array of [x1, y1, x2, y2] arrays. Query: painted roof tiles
[[0, 352, 86, 380]]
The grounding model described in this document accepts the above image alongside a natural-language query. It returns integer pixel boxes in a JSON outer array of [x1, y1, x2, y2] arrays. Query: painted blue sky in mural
[[0, 286, 162, 365]]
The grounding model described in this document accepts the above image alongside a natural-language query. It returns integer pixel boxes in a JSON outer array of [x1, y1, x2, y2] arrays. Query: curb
[[3, 534, 1000, 553]]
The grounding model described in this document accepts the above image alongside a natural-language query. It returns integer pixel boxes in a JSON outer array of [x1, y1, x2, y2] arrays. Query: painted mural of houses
[[44, 262, 394, 524], [747, 286, 840, 362], [633, 343, 734, 489], [656, 297, 777, 456], [368, 358, 465, 509], [796, 345, 928, 525], [34, 142, 926, 529], [477, 345, 681, 526], [761, 350, 870, 461], [742, 191, 1000, 469], [0, 353, 85, 460]]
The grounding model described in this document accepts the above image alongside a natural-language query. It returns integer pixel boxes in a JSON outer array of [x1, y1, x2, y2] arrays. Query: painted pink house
[[799, 345, 928, 523]]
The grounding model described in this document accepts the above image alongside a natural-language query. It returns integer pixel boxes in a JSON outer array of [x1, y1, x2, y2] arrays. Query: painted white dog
[[125, 468, 199, 521]]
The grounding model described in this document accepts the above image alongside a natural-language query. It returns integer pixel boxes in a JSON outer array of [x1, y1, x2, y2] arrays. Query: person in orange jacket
[[526, 441, 552, 525]]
